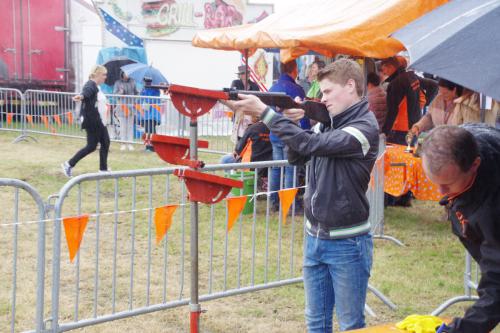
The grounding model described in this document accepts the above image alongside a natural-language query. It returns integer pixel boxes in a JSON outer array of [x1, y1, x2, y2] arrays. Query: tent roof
[[192, 0, 449, 61]]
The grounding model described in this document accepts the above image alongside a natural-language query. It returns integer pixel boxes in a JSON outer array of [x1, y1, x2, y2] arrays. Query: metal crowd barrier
[[1, 89, 234, 154], [0, 179, 47, 333], [0, 88, 25, 140], [46, 156, 391, 332], [369, 136, 405, 246], [432, 251, 480, 316]]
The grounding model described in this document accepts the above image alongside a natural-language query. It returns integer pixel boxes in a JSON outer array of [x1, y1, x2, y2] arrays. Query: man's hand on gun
[[222, 94, 305, 123]]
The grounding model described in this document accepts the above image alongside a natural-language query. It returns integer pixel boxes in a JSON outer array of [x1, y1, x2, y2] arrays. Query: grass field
[[1, 130, 496, 333]]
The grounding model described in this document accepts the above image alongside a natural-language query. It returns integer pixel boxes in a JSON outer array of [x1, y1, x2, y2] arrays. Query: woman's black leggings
[[69, 125, 110, 171]]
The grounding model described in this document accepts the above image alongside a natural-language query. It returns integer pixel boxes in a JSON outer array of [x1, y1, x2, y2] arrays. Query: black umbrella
[[393, 0, 500, 101], [103, 56, 137, 86]]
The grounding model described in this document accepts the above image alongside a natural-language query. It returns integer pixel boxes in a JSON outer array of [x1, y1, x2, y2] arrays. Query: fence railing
[[432, 251, 480, 316], [1, 89, 234, 154], [0, 178, 47, 333], [1, 145, 392, 332]]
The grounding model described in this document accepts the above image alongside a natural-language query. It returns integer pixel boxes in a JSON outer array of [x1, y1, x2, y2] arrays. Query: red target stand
[[150, 84, 243, 333]]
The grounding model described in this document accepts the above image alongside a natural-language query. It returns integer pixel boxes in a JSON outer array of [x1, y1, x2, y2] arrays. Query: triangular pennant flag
[[152, 104, 162, 113], [154, 205, 178, 245], [63, 215, 89, 263], [6, 113, 13, 125], [41, 115, 49, 129], [134, 103, 142, 114], [53, 114, 62, 127], [226, 196, 247, 232], [278, 188, 298, 225], [26, 114, 34, 127], [121, 104, 130, 117], [66, 112, 73, 124]]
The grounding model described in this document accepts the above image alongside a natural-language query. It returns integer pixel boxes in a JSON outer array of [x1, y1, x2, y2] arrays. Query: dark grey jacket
[[79, 80, 104, 132], [441, 124, 500, 333], [262, 99, 379, 239]]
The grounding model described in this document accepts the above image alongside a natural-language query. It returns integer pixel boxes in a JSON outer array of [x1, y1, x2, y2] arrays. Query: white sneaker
[[61, 161, 72, 178], [127, 144, 135, 151], [120, 145, 127, 151]]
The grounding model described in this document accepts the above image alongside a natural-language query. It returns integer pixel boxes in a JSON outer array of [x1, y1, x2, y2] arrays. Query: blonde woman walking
[[61, 65, 111, 177]]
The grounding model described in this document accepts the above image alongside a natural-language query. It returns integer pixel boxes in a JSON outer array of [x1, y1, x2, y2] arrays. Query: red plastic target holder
[[168, 84, 228, 121], [150, 134, 209, 168], [174, 169, 243, 204]]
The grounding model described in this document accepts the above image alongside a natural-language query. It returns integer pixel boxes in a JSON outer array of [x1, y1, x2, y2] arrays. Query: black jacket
[[79, 80, 103, 131], [230, 79, 260, 91], [382, 68, 422, 135], [441, 124, 500, 333], [263, 99, 379, 239], [234, 121, 272, 162]]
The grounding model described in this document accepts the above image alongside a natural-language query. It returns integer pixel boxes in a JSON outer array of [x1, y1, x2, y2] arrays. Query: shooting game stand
[[150, 84, 243, 333]]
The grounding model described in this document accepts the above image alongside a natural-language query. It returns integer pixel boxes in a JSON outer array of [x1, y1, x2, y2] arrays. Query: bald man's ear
[[470, 156, 481, 173]]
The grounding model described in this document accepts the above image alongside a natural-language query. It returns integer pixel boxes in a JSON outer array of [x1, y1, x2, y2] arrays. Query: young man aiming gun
[[225, 59, 379, 332]]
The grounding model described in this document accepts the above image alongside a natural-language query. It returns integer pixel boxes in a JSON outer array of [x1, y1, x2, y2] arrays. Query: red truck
[[0, 0, 71, 91]]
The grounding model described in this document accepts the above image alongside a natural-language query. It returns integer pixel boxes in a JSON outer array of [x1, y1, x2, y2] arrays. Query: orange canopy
[[192, 0, 448, 61]]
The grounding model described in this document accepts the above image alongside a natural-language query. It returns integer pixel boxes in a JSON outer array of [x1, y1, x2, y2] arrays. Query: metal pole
[[189, 119, 201, 333], [244, 49, 249, 90]]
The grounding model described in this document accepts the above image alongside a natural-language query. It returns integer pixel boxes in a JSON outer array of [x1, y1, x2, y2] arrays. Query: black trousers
[[69, 125, 110, 171]]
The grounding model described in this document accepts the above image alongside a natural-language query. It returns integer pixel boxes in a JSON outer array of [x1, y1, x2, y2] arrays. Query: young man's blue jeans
[[303, 232, 373, 332], [270, 138, 295, 205]]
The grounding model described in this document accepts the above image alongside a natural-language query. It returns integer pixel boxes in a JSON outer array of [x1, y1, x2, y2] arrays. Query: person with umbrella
[[410, 79, 463, 136], [61, 65, 111, 177], [138, 77, 162, 152], [113, 71, 139, 151]]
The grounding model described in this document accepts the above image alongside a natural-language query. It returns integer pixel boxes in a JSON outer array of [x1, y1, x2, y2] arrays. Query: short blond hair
[[317, 59, 364, 97], [88, 65, 107, 80]]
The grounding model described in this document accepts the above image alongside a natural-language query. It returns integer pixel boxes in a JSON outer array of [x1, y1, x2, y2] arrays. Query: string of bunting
[[2, 186, 302, 261]]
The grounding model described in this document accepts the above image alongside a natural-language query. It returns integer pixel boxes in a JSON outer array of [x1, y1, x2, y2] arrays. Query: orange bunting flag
[[278, 188, 298, 225], [66, 112, 73, 124], [134, 103, 142, 114], [26, 114, 33, 126], [121, 104, 130, 117], [154, 205, 178, 245], [53, 114, 62, 127], [6, 113, 13, 125], [226, 196, 247, 232], [152, 104, 162, 113], [63, 215, 89, 263], [41, 115, 49, 128]]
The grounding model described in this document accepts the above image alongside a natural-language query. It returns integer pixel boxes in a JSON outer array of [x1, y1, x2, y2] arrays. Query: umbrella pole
[[244, 49, 249, 90], [189, 118, 201, 333]]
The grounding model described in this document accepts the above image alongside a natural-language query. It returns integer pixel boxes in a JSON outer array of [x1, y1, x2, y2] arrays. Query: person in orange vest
[[220, 115, 272, 165], [380, 57, 424, 145]]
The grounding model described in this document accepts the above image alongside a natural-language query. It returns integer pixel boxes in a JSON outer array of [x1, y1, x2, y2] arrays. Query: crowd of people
[[223, 55, 499, 333], [61, 65, 166, 177], [60, 57, 499, 332]]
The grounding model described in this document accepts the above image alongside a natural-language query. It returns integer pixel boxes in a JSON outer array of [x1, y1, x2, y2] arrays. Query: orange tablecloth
[[384, 144, 442, 201]]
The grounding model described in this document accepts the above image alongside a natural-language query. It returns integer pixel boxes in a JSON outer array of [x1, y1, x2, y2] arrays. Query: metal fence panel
[[0, 179, 46, 333], [0, 88, 24, 136], [14, 90, 233, 154]]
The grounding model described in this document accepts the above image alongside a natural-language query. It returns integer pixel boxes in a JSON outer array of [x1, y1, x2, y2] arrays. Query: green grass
[[1, 130, 495, 333]]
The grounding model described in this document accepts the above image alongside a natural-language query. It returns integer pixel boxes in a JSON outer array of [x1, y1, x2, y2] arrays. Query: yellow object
[[192, 0, 448, 61], [396, 315, 444, 333]]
